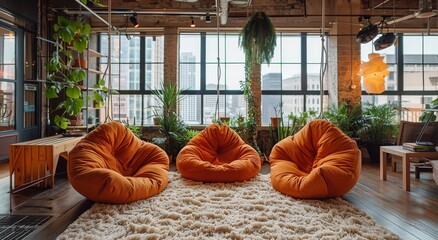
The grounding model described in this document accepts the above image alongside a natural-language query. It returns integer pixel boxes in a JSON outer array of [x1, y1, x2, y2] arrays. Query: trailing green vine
[[239, 11, 276, 158]]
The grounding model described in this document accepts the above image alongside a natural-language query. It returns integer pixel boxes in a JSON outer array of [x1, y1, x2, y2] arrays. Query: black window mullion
[[302, 33, 307, 111], [140, 36, 146, 125], [200, 32, 206, 124], [397, 34, 403, 94]]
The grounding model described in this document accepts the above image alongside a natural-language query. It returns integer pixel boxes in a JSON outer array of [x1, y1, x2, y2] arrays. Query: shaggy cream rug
[[58, 172, 399, 240]]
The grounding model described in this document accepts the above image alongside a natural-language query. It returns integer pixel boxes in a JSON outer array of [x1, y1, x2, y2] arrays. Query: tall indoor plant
[[45, 15, 107, 129], [150, 83, 187, 158], [239, 11, 276, 156], [358, 101, 400, 162]]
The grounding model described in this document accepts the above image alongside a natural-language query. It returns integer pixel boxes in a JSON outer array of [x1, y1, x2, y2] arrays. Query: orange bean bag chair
[[270, 119, 361, 199], [68, 121, 169, 204], [176, 123, 262, 182]]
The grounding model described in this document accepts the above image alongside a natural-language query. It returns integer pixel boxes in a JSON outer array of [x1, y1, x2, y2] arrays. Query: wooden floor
[[0, 159, 438, 240]]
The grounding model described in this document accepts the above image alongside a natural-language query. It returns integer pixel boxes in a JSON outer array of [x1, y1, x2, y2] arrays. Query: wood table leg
[[380, 148, 387, 180], [402, 155, 410, 191]]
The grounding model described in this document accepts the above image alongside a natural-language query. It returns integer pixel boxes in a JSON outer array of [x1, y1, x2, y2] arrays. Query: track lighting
[[356, 16, 378, 44], [205, 13, 211, 23], [130, 14, 139, 28], [190, 19, 196, 27]]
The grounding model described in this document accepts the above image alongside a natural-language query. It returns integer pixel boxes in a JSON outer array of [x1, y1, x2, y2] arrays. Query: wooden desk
[[9, 135, 83, 193], [380, 145, 438, 191]]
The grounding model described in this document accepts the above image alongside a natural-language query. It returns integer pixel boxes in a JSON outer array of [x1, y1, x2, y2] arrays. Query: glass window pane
[[225, 64, 245, 90], [206, 33, 225, 63], [225, 34, 244, 62], [283, 64, 301, 90], [226, 95, 246, 118], [143, 95, 155, 125], [180, 95, 201, 124], [361, 95, 399, 105], [206, 63, 225, 90], [403, 35, 422, 59], [0, 28, 15, 80], [180, 34, 200, 63], [203, 94, 226, 124], [0, 81, 15, 131], [307, 35, 322, 63], [111, 94, 142, 124], [305, 95, 327, 114], [282, 34, 301, 63], [180, 63, 200, 90], [261, 64, 281, 90], [424, 36, 438, 63]]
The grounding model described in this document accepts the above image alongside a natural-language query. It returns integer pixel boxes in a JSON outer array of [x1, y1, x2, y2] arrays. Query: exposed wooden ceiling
[[54, 0, 438, 32]]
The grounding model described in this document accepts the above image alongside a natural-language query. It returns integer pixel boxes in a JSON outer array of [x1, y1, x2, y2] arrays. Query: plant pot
[[220, 117, 230, 124], [69, 113, 83, 126], [271, 117, 281, 127], [73, 59, 87, 68], [365, 143, 382, 163]]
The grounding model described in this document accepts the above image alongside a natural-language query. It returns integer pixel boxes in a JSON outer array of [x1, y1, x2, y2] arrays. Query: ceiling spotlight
[[130, 14, 139, 28], [356, 18, 378, 44], [374, 33, 396, 51], [190, 19, 196, 28], [205, 13, 211, 24]]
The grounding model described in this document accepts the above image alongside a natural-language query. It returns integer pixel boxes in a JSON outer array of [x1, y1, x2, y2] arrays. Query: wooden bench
[[9, 135, 83, 193]]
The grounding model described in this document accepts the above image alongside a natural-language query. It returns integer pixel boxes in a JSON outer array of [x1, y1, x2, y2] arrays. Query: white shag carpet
[[58, 172, 399, 240]]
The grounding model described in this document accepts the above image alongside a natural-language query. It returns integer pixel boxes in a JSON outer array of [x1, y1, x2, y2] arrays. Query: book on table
[[402, 142, 436, 152]]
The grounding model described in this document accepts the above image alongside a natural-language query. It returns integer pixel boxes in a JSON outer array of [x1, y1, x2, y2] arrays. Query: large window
[[100, 34, 164, 125], [179, 32, 328, 125], [0, 26, 15, 131], [360, 34, 438, 111]]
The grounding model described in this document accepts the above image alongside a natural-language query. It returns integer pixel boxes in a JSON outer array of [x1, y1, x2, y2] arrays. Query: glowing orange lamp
[[358, 53, 389, 94]]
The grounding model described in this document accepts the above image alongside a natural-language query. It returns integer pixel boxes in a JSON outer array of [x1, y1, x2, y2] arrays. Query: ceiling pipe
[[220, 0, 231, 25]]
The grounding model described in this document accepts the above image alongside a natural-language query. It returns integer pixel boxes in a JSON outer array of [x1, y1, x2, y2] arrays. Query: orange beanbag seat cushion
[[176, 123, 262, 182], [68, 121, 169, 204], [270, 119, 361, 199]]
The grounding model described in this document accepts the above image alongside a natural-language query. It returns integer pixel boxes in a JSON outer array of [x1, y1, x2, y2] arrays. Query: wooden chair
[[392, 121, 438, 178]]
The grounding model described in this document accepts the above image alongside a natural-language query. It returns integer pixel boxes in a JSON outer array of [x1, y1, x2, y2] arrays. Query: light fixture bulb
[[190, 19, 196, 27], [130, 14, 139, 28], [205, 13, 211, 24]]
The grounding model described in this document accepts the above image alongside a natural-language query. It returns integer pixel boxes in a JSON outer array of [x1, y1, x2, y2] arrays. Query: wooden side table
[[9, 135, 83, 193], [380, 145, 438, 191]]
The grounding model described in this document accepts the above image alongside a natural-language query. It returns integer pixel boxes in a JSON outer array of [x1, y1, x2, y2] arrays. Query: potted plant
[[239, 11, 276, 157], [45, 15, 108, 129], [87, 115, 95, 125], [150, 83, 187, 158], [271, 102, 283, 127], [357, 101, 400, 162], [324, 102, 363, 138]]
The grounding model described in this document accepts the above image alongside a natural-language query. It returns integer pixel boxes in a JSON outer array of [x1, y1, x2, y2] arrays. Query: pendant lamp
[[358, 53, 389, 94]]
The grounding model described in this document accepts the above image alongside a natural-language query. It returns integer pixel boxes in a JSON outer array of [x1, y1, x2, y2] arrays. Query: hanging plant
[[239, 11, 277, 69], [239, 11, 276, 157]]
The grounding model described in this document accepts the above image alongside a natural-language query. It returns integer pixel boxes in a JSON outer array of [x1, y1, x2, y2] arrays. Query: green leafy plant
[[358, 101, 400, 145], [126, 124, 142, 139], [150, 83, 188, 156], [324, 102, 362, 138], [358, 101, 400, 162], [288, 110, 317, 135], [419, 97, 438, 122], [45, 15, 108, 129]]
